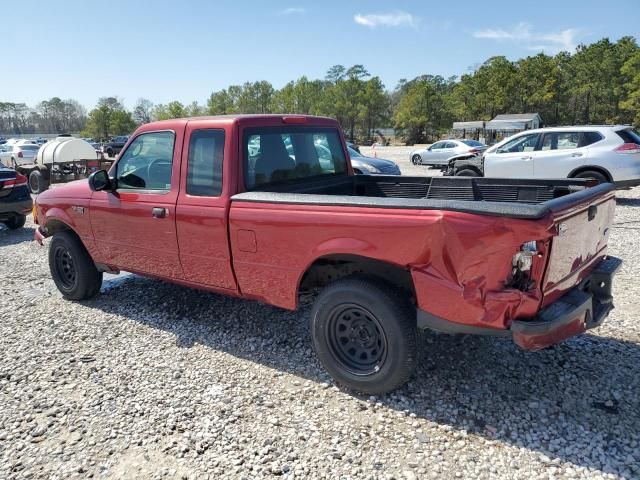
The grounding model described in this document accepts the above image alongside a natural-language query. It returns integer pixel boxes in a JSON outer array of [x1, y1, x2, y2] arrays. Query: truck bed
[[232, 175, 613, 220]]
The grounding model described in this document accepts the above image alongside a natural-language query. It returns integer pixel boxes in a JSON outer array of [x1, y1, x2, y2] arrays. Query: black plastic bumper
[[511, 256, 622, 350]]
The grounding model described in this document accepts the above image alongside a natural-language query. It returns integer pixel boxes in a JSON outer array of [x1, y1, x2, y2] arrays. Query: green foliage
[[82, 97, 134, 139]]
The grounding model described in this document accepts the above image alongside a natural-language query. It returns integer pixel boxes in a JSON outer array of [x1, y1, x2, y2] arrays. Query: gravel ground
[[1, 149, 639, 479]]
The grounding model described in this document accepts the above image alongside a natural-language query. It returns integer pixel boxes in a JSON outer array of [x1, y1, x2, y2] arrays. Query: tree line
[[1, 36, 638, 144]]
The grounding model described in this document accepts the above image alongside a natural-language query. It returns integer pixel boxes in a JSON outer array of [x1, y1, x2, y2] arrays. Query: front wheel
[[411, 154, 422, 165], [310, 276, 417, 395], [49, 231, 103, 300], [456, 168, 480, 177]]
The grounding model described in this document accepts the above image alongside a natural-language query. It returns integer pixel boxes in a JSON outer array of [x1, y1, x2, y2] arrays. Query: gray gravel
[[1, 150, 639, 479]]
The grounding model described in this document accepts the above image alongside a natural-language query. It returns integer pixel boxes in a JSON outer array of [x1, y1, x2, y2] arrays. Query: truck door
[[533, 131, 585, 178], [484, 133, 539, 178], [90, 129, 184, 278], [175, 123, 237, 290]]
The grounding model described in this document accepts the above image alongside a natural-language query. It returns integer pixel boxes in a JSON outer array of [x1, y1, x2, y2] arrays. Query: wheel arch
[[568, 165, 613, 182], [298, 254, 416, 306]]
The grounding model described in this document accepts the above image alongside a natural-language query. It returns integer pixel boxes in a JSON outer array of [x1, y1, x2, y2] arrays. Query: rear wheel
[[411, 154, 422, 165], [574, 170, 608, 184], [5, 215, 26, 230], [456, 168, 480, 177], [29, 169, 49, 194], [310, 276, 417, 395], [106, 148, 114, 157], [49, 231, 103, 300]]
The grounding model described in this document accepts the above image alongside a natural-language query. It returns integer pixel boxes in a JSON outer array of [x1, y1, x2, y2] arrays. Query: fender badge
[[71, 206, 85, 214]]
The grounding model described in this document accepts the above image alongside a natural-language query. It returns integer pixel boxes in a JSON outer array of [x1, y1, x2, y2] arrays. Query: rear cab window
[[186, 129, 224, 196], [244, 127, 347, 189]]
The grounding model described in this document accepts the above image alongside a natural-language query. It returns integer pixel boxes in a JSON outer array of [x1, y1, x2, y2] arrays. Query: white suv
[[483, 126, 640, 187]]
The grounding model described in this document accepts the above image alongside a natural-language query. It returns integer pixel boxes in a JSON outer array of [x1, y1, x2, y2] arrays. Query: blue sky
[[5, 0, 638, 109]]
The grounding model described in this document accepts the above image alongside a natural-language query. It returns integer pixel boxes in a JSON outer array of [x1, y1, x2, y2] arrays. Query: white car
[[410, 139, 487, 166], [3, 144, 40, 168], [483, 126, 640, 187]]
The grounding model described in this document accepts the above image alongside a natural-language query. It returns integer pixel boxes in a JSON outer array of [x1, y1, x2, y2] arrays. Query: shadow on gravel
[[85, 275, 639, 477], [0, 226, 36, 247], [616, 197, 640, 207]]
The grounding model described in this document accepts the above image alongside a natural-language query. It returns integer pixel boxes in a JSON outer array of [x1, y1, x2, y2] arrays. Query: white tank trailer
[[17, 137, 114, 194]]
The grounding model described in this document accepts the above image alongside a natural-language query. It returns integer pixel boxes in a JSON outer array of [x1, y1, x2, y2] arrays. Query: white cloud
[[474, 22, 579, 54], [354, 11, 418, 28], [278, 7, 306, 15]]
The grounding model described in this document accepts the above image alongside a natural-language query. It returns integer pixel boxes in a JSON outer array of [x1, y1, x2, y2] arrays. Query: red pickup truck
[[34, 115, 622, 394]]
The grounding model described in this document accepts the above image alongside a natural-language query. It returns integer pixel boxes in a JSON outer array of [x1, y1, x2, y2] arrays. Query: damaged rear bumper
[[417, 256, 622, 351], [511, 255, 622, 350]]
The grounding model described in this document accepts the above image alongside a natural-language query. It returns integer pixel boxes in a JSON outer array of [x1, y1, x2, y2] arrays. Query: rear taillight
[[1, 173, 27, 189], [469, 148, 480, 155], [15, 173, 28, 186], [17, 151, 23, 158], [614, 143, 640, 154]]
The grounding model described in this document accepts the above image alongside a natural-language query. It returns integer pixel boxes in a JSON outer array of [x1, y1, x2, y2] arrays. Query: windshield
[[461, 140, 485, 147], [347, 146, 363, 157], [244, 127, 347, 189]]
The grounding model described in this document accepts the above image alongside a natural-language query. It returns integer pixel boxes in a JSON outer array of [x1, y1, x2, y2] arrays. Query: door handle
[[571, 152, 584, 157], [152, 207, 168, 218], [521, 155, 532, 160]]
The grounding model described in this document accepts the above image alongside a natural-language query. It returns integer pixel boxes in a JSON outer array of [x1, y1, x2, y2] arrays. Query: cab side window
[[116, 131, 175, 191], [187, 129, 224, 196], [497, 134, 539, 153], [540, 132, 580, 151]]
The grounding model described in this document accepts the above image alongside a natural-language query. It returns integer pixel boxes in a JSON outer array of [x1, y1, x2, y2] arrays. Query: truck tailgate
[[541, 185, 616, 305]]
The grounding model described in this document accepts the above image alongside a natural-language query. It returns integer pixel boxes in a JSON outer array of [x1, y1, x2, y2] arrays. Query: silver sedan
[[410, 139, 487, 166]]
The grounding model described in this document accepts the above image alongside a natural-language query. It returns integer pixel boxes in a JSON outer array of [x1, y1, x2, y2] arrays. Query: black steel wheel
[[49, 231, 103, 300], [311, 276, 417, 395], [326, 304, 388, 376], [53, 245, 77, 290]]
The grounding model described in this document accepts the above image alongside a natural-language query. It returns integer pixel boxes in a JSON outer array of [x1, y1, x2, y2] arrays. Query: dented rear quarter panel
[[229, 200, 557, 330]]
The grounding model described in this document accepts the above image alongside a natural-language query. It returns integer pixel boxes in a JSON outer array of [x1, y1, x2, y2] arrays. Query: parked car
[[411, 139, 487, 166], [346, 141, 360, 153], [5, 144, 40, 168], [0, 163, 32, 229], [101, 136, 129, 157], [34, 115, 621, 394], [348, 146, 401, 175], [446, 126, 640, 188]]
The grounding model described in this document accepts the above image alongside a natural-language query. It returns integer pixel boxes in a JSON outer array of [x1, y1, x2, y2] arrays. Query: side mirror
[[88, 169, 114, 192]]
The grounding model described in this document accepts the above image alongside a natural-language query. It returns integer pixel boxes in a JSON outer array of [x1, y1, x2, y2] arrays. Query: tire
[[49, 230, 103, 300], [574, 170, 608, 184], [456, 169, 480, 177], [106, 148, 114, 158], [5, 215, 26, 230], [29, 169, 49, 194], [411, 154, 422, 165], [310, 275, 417, 395]]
